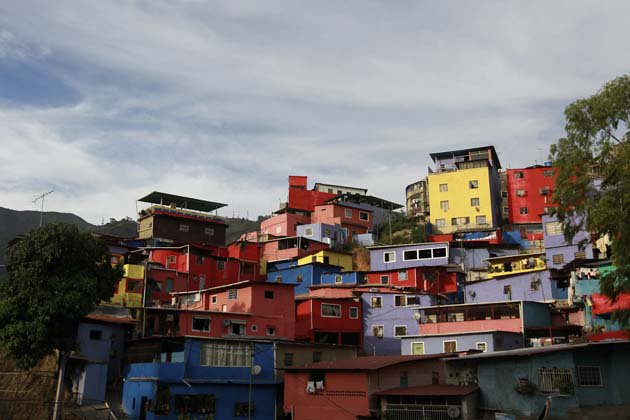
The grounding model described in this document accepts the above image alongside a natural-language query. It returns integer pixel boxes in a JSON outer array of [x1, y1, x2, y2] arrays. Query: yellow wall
[[298, 250, 353, 272], [124, 264, 145, 280], [109, 278, 143, 307], [428, 167, 494, 234]]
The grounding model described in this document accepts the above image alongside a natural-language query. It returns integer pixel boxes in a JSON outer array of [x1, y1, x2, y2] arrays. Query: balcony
[[417, 302, 523, 335], [485, 253, 546, 278]]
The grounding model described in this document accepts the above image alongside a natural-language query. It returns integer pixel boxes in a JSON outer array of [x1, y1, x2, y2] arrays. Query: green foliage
[[0, 223, 122, 369], [550, 74, 630, 307], [375, 214, 425, 245]]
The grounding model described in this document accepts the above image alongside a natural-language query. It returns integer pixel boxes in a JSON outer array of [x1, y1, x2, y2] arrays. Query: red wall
[[262, 240, 329, 262], [296, 299, 362, 342], [284, 371, 370, 419], [364, 267, 457, 294], [507, 167, 557, 224]]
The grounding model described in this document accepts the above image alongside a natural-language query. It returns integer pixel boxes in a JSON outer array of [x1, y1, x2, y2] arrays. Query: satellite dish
[[447, 406, 461, 418], [251, 365, 262, 376]]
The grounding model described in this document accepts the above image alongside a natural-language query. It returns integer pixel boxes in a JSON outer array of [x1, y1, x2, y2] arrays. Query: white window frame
[[349, 307, 359, 319], [372, 325, 384, 338], [475, 342, 487, 352], [439, 183, 448, 192], [394, 295, 407, 307], [443, 340, 457, 352], [304, 227, 314, 237], [344, 208, 353, 219], [394, 325, 407, 337], [383, 251, 396, 263], [192, 316, 211, 332], [411, 342, 425, 355], [440, 200, 449, 211], [371, 296, 382, 308], [334, 274, 343, 284], [321, 303, 342, 318], [435, 219, 446, 228]]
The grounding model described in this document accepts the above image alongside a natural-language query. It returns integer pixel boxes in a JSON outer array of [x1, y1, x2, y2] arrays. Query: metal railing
[[385, 404, 461, 420]]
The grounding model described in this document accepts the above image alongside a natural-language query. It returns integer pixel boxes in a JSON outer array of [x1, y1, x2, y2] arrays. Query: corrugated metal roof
[[374, 385, 478, 397], [138, 191, 227, 212], [284, 354, 457, 371]]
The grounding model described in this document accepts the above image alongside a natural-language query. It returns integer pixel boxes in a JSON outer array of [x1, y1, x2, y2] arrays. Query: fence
[[385, 404, 462, 420]]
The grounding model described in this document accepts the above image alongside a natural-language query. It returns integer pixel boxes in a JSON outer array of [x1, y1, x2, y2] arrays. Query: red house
[[311, 203, 373, 239], [364, 267, 458, 295], [144, 281, 295, 340], [506, 166, 557, 225], [295, 289, 362, 347], [261, 236, 329, 262], [287, 175, 338, 213]]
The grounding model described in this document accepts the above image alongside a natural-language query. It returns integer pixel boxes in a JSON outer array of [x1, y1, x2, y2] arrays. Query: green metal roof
[[138, 191, 227, 213]]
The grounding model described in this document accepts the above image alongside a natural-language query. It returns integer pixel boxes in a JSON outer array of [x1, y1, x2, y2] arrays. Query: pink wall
[[419, 318, 522, 335], [261, 213, 311, 237], [311, 204, 372, 235]]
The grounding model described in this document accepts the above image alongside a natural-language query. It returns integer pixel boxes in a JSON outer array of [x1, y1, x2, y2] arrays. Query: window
[[451, 217, 470, 226], [503, 206, 509, 215], [516, 189, 527, 197], [406, 296, 419, 306], [403, 250, 417, 261], [411, 342, 425, 355], [359, 211, 370, 221], [296, 274, 303, 283], [321, 303, 342, 318], [443, 340, 457, 352], [328, 188, 333, 193], [274, 275, 282, 283], [552, 254, 565, 265], [519, 207, 528, 215], [337, 190, 342, 194], [439, 183, 448, 192], [501, 191, 508, 198], [89, 330, 102, 340], [476, 342, 487, 352], [275, 225, 282, 234], [227, 289, 238, 300], [476, 215, 487, 225], [204, 227, 214, 236], [545, 221, 563, 235], [504, 285, 512, 297], [344, 208, 353, 218], [234, 402, 254, 417], [577, 366, 602, 387], [284, 352, 294, 367], [538, 367, 573, 394], [424, 271, 436, 284], [196, 255, 204, 265], [544, 169, 555, 177], [398, 270, 408, 281], [432, 248, 447, 258], [574, 251, 587, 259], [469, 180, 479, 189], [211, 295, 217, 304], [192, 317, 210, 332], [394, 326, 407, 336], [304, 227, 314, 237], [312, 351, 322, 363], [230, 322, 246, 335], [217, 260, 225, 271], [266, 327, 276, 336], [126, 280, 141, 292], [514, 171, 524, 179], [394, 295, 407, 307], [383, 251, 396, 263], [349, 307, 359, 319], [179, 224, 189, 232], [435, 219, 446, 228], [371, 296, 382, 308], [470, 197, 480, 207], [531, 280, 540, 291], [167, 255, 177, 264], [440, 200, 449, 211], [372, 325, 384, 338], [334, 275, 343, 284], [165, 278, 173, 293], [264, 290, 274, 299], [380, 275, 389, 285], [250, 325, 258, 332]]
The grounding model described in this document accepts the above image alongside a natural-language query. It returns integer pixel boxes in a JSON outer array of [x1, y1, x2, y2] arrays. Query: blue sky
[[1, 1, 629, 224]]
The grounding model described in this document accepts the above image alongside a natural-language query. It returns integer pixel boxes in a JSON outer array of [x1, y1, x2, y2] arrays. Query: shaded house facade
[[266, 262, 343, 296], [283, 354, 478, 420], [401, 330, 524, 356], [260, 213, 311, 237], [296, 222, 346, 248], [261, 236, 329, 263], [368, 242, 450, 272], [543, 214, 593, 270], [364, 266, 459, 296], [311, 203, 373, 241], [449, 341, 630, 419], [506, 165, 557, 225], [295, 294, 362, 347], [122, 337, 278, 420]]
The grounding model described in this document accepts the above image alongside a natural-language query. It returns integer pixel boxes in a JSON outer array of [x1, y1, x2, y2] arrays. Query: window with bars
[[574, 251, 587, 259], [538, 367, 574, 394], [577, 366, 602, 386], [227, 289, 238, 300], [552, 254, 565, 265]]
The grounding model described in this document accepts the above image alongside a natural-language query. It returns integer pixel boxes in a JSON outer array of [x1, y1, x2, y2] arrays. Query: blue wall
[[370, 243, 450, 271], [266, 263, 342, 295], [464, 270, 567, 304], [320, 271, 365, 286]]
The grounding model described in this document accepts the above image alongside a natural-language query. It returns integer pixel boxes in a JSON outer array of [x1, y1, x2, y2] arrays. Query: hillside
[[0, 207, 261, 273]]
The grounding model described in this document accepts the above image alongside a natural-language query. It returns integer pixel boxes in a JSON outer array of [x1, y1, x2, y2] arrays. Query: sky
[[1, 1, 629, 224]]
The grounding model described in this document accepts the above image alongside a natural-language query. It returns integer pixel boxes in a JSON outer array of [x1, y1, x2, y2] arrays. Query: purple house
[[368, 242, 450, 271], [543, 214, 593, 269], [358, 287, 435, 356], [464, 270, 567, 304]]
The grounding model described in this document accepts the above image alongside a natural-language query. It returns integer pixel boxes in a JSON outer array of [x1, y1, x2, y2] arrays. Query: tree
[[549, 74, 630, 325], [0, 223, 121, 369]]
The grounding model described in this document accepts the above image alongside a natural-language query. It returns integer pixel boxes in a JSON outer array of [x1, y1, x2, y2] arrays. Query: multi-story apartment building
[[405, 178, 429, 219], [427, 146, 502, 235]]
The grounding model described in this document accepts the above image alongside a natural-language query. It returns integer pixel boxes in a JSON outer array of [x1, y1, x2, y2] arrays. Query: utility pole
[[33, 190, 54, 227]]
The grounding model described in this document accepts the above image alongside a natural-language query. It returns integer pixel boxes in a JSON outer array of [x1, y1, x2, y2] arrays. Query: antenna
[[33, 190, 54, 227]]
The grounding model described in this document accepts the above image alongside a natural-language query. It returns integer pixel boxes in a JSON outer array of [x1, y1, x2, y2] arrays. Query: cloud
[[1, 1, 629, 223]]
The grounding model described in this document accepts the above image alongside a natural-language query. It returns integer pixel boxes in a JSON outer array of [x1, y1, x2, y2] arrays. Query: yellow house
[[428, 165, 498, 234], [298, 250, 353, 272], [109, 264, 144, 308], [485, 253, 547, 278]]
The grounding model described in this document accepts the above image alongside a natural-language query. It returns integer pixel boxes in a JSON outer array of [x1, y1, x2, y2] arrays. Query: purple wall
[[361, 292, 435, 356], [369, 242, 450, 271], [464, 270, 567, 303], [400, 331, 524, 355], [543, 215, 593, 269]]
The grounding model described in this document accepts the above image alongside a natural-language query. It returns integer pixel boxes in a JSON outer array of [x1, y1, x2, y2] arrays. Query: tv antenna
[[33, 190, 54, 227]]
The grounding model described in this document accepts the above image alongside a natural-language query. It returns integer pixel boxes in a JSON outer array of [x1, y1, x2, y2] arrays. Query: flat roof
[[314, 182, 368, 193], [326, 193, 404, 210], [138, 191, 227, 212], [367, 242, 449, 250], [429, 145, 501, 169], [375, 385, 478, 397]]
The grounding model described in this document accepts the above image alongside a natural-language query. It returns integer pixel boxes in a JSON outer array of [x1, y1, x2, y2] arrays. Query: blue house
[[448, 341, 630, 419], [358, 287, 435, 356], [319, 271, 365, 286], [266, 262, 342, 295], [122, 337, 279, 419]]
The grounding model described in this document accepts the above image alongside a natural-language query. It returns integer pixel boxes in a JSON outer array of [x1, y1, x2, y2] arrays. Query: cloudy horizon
[[1, 1, 629, 224]]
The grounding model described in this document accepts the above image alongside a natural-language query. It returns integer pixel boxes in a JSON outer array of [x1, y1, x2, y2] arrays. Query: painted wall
[[311, 204, 372, 238], [320, 271, 365, 286], [543, 214, 593, 269], [295, 299, 362, 345], [260, 213, 311, 237], [266, 263, 342, 296], [296, 223, 345, 247], [465, 270, 567, 303], [139, 213, 227, 246], [369, 242, 450, 271], [400, 332, 523, 355], [298, 250, 353, 272], [506, 167, 557, 224]]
